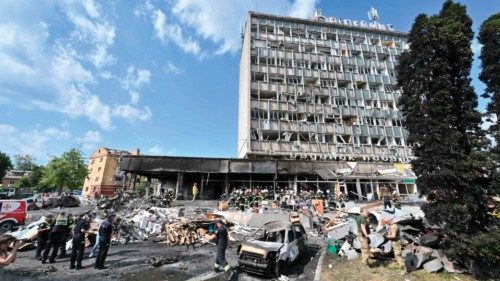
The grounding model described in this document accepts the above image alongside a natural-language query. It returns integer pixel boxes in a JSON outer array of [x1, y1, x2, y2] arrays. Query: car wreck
[[237, 221, 307, 277]]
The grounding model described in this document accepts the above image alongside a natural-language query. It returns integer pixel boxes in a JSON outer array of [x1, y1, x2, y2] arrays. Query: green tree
[[40, 148, 88, 194], [0, 151, 13, 181], [14, 154, 37, 171], [478, 13, 500, 196], [398, 0, 498, 274]]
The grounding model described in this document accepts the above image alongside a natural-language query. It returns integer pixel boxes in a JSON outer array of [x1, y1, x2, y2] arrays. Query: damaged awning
[[316, 168, 337, 179]]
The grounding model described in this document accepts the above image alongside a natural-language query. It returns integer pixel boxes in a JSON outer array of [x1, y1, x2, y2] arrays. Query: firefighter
[[59, 213, 75, 258], [35, 215, 53, 261], [42, 212, 69, 264], [94, 214, 115, 270], [208, 220, 231, 273], [70, 214, 90, 269]]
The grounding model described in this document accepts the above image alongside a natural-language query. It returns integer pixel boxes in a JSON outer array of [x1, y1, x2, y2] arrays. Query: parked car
[[237, 221, 307, 277], [0, 199, 28, 232], [0, 188, 16, 199]]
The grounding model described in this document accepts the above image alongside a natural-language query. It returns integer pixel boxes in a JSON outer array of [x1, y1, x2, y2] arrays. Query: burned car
[[237, 221, 307, 277]]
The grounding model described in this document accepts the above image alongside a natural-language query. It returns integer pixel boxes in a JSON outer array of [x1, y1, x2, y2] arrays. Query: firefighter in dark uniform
[[59, 214, 75, 258], [35, 215, 53, 260], [94, 214, 114, 270], [70, 215, 90, 269], [42, 212, 69, 264], [209, 220, 231, 273]]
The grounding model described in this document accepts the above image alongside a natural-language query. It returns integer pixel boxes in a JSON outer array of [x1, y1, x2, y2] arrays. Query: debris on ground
[[147, 255, 179, 267], [43, 194, 81, 208]]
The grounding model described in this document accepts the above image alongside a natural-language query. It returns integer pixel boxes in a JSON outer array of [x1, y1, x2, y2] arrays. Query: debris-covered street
[[2, 190, 479, 281], [2, 199, 326, 281]]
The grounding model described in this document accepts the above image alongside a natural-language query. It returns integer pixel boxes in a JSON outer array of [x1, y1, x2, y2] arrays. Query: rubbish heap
[[323, 206, 463, 274], [96, 192, 230, 246], [42, 194, 81, 208]]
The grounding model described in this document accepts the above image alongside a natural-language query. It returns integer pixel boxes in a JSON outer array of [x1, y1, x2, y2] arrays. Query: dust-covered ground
[[1, 235, 324, 281]]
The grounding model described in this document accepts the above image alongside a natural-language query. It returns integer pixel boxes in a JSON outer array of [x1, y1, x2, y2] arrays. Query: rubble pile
[[95, 192, 181, 243], [43, 194, 80, 208], [323, 206, 463, 274]]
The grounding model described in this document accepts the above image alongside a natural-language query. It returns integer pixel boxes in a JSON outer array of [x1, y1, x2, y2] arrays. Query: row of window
[[250, 20, 406, 47], [250, 110, 403, 125], [251, 130, 407, 147]]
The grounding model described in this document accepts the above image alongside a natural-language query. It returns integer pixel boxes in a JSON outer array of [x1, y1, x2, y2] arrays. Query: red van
[[0, 200, 27, 232]]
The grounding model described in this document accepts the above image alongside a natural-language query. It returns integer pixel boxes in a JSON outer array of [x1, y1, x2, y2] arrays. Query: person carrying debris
[[0, 234, 25, 267], [209, 220, 231, 273], [355, 208, 371, 267], [94, 214, 115, 270], [383, 219, 406, 271], [70, 215, 91, 269], [192, 183, 199, 201], [42, 212, 69, 264], [35, 215, 54, 261]]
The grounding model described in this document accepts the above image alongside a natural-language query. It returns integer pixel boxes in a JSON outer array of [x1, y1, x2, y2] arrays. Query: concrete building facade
[[118, 10, 418, 201], [83, 147, 139, 198], [1, 170, 32, 187], [238, 11, 412, 163]]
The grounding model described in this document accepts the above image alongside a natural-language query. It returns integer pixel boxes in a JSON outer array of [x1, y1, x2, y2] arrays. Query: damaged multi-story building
[[118, 9, 418, 201]]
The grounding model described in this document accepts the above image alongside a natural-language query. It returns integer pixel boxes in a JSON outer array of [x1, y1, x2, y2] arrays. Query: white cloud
[[81, 130, 102, 143], [82, 0, 99, 18], [288, 0, 318, 19], [167, 0, 319, 55], [121, 66, 151, 90], [0, 124, 69, 160], [0, 1, 147, 130], [148, 145, 176, 155], [99, 71, 112, 79], [148, 145, 163, 155], [44, 127, 70, 139], [130, 91, 140, 104], [64, 0, 116, 68], [165, 60, 183, 74], [151, 8, 201, 55], [112, 104, 152, 122]]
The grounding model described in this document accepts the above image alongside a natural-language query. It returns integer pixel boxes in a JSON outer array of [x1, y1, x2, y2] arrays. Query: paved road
[[0, 236, 324, 281]]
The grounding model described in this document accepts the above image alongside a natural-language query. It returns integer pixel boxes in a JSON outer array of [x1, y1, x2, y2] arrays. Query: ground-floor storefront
[[118, 156, 417, 201]]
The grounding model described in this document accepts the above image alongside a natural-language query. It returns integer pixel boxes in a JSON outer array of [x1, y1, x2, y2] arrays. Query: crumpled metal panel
[[368, 233, 386, 248], [380, 240, 392, 253], [423, 258, 443, 273]]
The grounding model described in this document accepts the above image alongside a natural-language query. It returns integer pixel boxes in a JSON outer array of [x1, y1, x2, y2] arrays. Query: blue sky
[[0, 0, 498, 164]]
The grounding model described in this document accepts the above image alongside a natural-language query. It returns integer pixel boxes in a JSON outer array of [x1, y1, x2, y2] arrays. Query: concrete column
[[355, 178, 363, 201], [375, 180, 380, 199], [145, 177, 151, 196], [293, 175, 298, 196], [175, 172, 183, 200], [200, 174, 205, 200], [224, 174, 229, 196]]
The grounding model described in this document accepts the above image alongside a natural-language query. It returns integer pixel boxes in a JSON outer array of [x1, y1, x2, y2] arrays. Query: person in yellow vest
[[384, 219, 406, 271], [192, 183, 199, 201]]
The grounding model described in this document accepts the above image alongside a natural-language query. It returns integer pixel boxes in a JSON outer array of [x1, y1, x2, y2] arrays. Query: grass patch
[[320, 252, 477, 281]]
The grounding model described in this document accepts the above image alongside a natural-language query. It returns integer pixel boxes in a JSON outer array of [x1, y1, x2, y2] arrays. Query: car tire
[[0, 221, 15, 232], [274, 260, 287, 277]]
